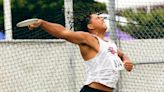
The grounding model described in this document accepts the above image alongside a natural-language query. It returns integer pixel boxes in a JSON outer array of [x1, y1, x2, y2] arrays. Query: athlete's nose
[[100, 17, 104, 21]]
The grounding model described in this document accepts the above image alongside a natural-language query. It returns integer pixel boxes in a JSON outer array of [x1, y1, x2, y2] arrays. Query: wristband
[[122, 55, 126, 62]]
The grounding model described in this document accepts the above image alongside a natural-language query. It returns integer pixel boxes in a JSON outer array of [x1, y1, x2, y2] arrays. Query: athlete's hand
[[123, 60, 133, 72], [28, 19, 43, 30]]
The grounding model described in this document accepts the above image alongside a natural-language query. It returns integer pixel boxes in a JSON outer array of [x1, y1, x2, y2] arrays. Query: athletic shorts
[[80, 85, 106, 92]]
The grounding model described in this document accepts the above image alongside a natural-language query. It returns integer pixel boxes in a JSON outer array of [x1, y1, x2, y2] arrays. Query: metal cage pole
[[3, 0, 12, 40], [64, 0, 74, 31], [108, 0, 116, 41]]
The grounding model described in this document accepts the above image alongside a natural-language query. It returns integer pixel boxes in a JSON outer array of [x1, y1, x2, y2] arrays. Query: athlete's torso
[[79, 35, 124, 89]]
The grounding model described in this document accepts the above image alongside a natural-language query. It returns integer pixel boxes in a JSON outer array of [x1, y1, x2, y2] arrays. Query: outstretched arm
[[28, 19, 99, 51], [28, 19, 93, 45], [117, 49, 133, 72]]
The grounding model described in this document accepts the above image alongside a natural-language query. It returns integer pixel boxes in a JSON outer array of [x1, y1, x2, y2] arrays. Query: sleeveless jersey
[[84, 35, 124, 88]]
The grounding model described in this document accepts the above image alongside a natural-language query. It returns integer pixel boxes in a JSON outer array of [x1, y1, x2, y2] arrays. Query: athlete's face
[[88, 14, 107, 31]]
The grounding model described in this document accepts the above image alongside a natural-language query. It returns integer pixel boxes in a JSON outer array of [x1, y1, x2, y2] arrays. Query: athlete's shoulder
[[74, 31, 95, 38]]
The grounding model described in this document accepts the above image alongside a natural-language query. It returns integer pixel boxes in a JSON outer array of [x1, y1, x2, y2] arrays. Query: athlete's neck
[[90, 29, 106, 39], [96, 34, 104, 39]]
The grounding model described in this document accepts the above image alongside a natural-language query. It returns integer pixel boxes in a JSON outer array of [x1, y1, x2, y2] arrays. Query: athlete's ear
[[87, 24, 94, 30]]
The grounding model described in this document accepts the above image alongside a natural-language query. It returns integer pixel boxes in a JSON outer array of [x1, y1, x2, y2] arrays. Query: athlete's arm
[[28, 19, 97, 46], [117, 49, 133, 72]]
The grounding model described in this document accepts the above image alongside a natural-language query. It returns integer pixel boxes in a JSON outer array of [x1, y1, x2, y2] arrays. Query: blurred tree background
[[0, 0, 163, 39], [11, 0, 106, 39], [11, 0, 64, 39], [0, 0, 4, 32], [117, 8, 164, 39]]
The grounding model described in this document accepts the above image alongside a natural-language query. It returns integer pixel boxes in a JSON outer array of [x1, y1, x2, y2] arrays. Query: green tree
[[0, 0, 4, 32], [118, 8, 164, 39], [11, 0, 106, 39], [12, 0, 64, 39]]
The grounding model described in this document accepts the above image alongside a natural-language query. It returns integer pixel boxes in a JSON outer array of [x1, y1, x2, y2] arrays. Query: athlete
[[28, 13, 133, 92]]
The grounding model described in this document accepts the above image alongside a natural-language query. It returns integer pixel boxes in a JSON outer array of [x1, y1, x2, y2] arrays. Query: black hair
[[74, 12, 97, 32]]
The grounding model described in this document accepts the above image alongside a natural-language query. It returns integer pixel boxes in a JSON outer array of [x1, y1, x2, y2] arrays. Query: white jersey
[[84, 35, 124, 88]]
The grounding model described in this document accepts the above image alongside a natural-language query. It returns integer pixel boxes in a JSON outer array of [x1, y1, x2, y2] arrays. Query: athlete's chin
[[100, 25, 107, 32], [104, 26, 107, 31], [103, 24, 107, 29]]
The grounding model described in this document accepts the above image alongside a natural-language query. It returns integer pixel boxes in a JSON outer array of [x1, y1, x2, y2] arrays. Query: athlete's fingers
[[28, 22, 40, 30], [28, 25, 33, 30], [124, 61, 133, 72]]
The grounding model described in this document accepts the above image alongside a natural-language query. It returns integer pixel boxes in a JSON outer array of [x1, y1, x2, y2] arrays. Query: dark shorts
[[80, 85, 106, 92]]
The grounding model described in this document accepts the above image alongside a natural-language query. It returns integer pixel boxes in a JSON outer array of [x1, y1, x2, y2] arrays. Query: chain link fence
[[0, 0, 164, 92], [114, 0, 164, 92], [115, 1, 164, 39]]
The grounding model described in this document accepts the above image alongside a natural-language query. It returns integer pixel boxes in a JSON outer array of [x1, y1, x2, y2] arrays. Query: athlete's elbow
[[54, 31, 68, 39]]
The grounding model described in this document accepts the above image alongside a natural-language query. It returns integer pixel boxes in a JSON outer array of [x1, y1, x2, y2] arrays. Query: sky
[[95, 0, 107, 3], [95, 0, 164, 9]]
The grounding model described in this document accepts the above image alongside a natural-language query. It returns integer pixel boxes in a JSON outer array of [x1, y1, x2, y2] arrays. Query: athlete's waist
[[88, 82, 113, 92]]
